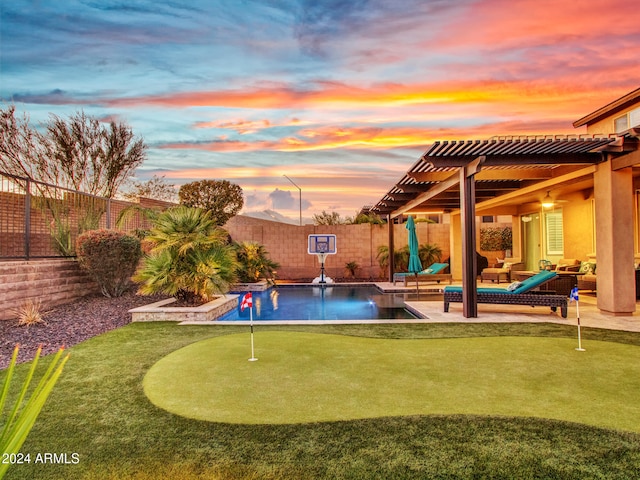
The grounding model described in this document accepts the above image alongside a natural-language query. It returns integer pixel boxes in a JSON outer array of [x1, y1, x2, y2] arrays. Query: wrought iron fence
[[0, 171, 162, 259]]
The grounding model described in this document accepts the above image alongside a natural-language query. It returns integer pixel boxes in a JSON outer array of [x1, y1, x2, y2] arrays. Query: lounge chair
[[443, 270, 568, 318], [393, 262, 451, 286]]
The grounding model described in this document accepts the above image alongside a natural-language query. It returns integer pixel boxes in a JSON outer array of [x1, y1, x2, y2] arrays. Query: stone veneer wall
[[224, 216, 451, 281], [0, 259, 99, 320]]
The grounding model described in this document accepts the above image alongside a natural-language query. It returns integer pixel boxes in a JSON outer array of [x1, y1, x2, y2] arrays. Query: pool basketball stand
[[308, 234, 337, 284]]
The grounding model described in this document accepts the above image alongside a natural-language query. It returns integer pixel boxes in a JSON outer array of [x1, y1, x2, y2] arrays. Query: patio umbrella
[[405, 216, 423, 294]]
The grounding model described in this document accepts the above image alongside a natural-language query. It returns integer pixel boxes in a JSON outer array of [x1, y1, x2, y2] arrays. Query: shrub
[[13, 298, 45, 326], [76, 229, 142, 297], [234, 241, 279, 284], [345, 261, 359, 278], [134, 206, 238, 303], [480, 226, 512, 251], [419, 243, 442, 267]]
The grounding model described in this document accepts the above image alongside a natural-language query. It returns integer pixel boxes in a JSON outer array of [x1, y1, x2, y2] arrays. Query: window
[[614, 114, 629, 133], [630, 107, 640, 129], [545, 211, 564, 255], [614, 107, 640, 132]]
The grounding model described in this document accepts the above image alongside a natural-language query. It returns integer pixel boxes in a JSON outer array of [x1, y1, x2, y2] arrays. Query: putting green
[[143, 332, 640, 431]]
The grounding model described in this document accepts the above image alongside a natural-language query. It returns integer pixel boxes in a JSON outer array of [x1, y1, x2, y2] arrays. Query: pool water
[[220, 285, 417, 321]]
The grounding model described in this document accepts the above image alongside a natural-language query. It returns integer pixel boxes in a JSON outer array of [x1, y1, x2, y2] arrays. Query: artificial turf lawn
[[143, 332, 640, 430], [4, 322, 640, 479]]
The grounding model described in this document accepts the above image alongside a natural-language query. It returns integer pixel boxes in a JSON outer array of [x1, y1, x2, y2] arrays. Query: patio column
[[593, 159, 635, 315], [387, 214, 395, 282], [459, 156, 484, 318]]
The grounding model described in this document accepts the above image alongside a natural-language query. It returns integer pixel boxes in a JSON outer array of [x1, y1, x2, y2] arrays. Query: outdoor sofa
[[443, 270, 568, 318], [480, 257, 525, 283], [392, 262, 452, 286]]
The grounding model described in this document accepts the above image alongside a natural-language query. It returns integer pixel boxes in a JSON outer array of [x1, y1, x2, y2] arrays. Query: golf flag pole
[[241, 293, 258, 361], [570, 287, 585, 352]]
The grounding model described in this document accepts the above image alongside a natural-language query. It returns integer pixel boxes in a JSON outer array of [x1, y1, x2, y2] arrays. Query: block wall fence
[[224, 216, 452, 281], [0, 191, 174, 258], [0, 213, 508, 318]]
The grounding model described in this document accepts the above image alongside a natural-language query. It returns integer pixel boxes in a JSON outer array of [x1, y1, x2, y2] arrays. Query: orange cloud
[[158, 116, 578, 154], [434, 0, 639, 53], [194, 119, 271, 134], [104, 77, 637, 134]]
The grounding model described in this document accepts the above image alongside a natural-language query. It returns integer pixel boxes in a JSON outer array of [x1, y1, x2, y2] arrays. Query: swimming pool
[[219, 285, 417, 321]]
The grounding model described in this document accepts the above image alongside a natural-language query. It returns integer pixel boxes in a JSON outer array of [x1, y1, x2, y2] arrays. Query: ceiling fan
[[537, 191, 569, 209]]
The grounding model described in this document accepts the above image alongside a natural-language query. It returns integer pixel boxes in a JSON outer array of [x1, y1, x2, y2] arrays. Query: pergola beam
[[409, 167, 554, 182], [389, 169, 461, 219]]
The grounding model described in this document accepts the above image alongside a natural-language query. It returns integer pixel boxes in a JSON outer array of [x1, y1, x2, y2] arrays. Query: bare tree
[[121, 174, 178, 202], [0, 106, 146, 197], [46, 111, 146, 197], [0, 106, 50, 181]]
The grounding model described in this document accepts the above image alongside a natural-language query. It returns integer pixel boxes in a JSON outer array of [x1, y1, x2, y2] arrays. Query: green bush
[[76, 229, 142, 297], [234, 241, 279, 284], [480, 226, 512, 251], [134, 206, 238, 303]]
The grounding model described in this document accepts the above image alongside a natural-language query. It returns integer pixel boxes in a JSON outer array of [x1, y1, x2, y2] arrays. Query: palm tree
[[134, 206, 238, 303], [376, 245, 409, 273], [418, 243, 442, 267]]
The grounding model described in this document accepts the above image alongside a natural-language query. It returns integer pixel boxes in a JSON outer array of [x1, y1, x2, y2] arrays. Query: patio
[[374, 280, 640, 333]]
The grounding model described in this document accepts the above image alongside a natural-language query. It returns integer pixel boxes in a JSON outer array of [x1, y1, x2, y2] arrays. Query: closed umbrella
[[406, 216, 423, 294]]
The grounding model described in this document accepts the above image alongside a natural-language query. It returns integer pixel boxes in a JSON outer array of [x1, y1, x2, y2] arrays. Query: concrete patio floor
[[375, 280, 640, 333]]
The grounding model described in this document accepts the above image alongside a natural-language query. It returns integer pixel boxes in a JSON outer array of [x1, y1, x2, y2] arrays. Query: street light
[[283, 175, 302, 226]]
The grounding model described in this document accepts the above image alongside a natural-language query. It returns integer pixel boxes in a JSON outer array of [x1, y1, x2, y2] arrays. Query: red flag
[[240, 292, 253, 312]]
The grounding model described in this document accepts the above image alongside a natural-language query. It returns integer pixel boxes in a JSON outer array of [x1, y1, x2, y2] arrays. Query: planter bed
[[129, 295, 239, 322]]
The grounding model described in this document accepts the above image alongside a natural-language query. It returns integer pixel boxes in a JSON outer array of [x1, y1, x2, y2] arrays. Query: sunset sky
[[1, 0, 638, 221]]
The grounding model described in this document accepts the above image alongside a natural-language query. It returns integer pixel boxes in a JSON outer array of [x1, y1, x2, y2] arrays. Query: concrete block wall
[[0, 191, 176, 258], [225, 216, 451, 281], [0, 259, 99, 320]]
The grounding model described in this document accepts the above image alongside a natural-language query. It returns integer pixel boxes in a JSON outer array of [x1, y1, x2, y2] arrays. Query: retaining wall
[[0, 259, 99, 320]]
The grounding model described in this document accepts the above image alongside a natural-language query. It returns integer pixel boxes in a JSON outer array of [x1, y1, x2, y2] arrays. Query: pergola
[[371, 133, 640, 317]]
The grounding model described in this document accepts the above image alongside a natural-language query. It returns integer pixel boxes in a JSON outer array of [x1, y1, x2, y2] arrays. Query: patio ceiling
[[371, 135, 635, 218]]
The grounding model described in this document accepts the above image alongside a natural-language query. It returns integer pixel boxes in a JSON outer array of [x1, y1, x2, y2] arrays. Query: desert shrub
[[76, 229, 142, 297], [13, 298, 45, 326], [134, 206, 238, 303], [345, 261, 359, 278], [234, 241, 279, 284]]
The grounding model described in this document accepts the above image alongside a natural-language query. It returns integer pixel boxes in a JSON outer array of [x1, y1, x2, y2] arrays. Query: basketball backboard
[[307, 234, 337, 254]]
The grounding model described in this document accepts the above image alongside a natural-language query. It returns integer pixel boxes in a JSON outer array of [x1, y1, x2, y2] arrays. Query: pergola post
[[387, 214, 395, 283], [460, 156, 484, 318]]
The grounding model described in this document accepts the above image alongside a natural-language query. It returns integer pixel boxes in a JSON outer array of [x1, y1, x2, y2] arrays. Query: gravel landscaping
[[0, 290, 167, 369]]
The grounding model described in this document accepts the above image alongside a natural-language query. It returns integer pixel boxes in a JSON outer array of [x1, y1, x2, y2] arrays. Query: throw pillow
[[507, 281, 522, 291], [579, 261, 596, 274]]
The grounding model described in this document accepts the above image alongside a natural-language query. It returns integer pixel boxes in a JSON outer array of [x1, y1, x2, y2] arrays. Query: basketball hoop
[[308, 234, 337, 284]]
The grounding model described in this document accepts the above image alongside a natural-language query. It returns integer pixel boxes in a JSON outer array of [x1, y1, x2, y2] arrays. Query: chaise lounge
[[393, 262, 452, 286], [443, 270, 568, 318]]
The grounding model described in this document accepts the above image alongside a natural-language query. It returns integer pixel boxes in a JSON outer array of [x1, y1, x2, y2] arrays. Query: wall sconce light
[[521, 215, 532, 223], [541, 191, 554, 209]]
